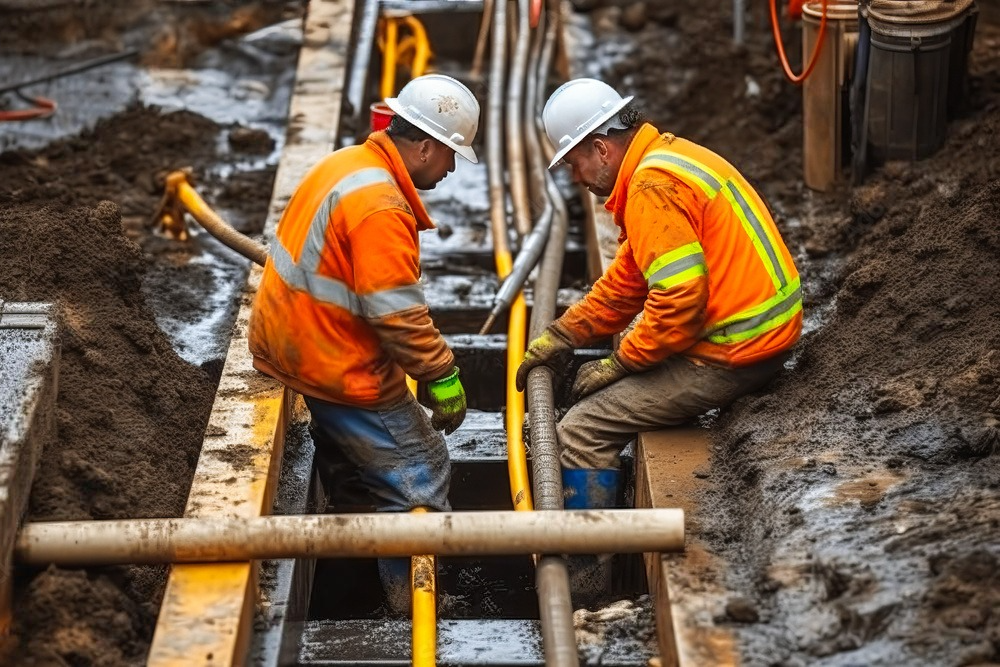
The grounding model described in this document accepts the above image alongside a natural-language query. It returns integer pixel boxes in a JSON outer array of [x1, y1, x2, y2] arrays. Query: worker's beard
[[588, 164, 616, 198]]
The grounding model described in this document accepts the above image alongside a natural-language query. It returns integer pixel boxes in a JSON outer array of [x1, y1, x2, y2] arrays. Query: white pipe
[[16, 509, 685, 566]]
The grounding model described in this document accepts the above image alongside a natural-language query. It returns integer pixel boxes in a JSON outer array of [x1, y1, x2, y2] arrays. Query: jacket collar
[[365, 131, 436, 230], [604, 123, 663, 224]]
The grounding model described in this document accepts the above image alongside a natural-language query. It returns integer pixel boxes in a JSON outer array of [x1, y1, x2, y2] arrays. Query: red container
[[370, 102, 395, 131]]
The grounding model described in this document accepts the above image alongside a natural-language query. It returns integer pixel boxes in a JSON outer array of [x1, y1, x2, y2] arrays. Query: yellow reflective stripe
[[720, 185, 782, 290], [707, 297, 801, 344], [643, 241, 704, 280], [651, 264, 707, 291], [641, 151, 794, 292], [709, 277, 800, 332], [638, 154, 723, 198], [705, 280, 802, 344]]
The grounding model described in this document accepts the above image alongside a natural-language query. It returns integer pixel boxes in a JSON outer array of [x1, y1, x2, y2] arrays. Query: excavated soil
[[582, 0, 1000, 664], [0, 2, 287, 661], [3, 0, 999, 664]]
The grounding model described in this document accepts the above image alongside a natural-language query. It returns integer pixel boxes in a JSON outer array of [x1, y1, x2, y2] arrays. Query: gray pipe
[[525, 7, 579, 667], [344, 0, 380, 143], [479, 0, 556, 336], [505, 0, 534, 238], [486, 0, 510, 260]]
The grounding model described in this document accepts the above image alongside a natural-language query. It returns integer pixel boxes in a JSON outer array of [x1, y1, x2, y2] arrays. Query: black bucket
[[863, 17, 952, 163]]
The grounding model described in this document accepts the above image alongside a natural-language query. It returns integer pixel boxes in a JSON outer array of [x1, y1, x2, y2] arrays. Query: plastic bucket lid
[[370, 101, 395, 132], [802, 2, 859, 23]]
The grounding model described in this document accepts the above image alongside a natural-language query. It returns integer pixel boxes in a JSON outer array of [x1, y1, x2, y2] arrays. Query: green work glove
[[515, 325, 575, 392], [570, 354, 631, 402], [426, 366, 467, 435]]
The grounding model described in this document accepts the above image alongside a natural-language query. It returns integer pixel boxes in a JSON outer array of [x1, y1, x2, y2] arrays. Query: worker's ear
[[418, 139, 434, 163], [593, 137, 611, 162]]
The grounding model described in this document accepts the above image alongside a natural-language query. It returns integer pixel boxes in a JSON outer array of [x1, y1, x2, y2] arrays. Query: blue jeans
[[304, 393, 452, 513]]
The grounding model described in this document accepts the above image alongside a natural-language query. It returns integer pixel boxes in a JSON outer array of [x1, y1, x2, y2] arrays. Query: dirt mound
[[1, 199, 213, 663], [0, 107, 235, 663], [585, 0, 1000, 663]]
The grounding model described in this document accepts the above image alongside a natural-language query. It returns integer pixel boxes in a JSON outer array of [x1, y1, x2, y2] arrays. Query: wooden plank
[[635, 430, 738, 667], [146, 0, 353, 663]]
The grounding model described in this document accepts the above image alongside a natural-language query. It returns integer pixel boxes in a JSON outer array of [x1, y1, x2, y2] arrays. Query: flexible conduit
[[155, 171, 269, 267], [506, 0, 534, 239], [487, 0, 534, 513], [410, 507, 436, 667], [524, 5, 579, 665], [379, 15, 431, 100]]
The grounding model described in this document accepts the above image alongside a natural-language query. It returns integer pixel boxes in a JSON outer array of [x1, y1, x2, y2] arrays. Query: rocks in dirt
[[228, 125, 275, 154], [724, 596, 759, 623], [0, 108, 232, 664], [619, 2, 647, 32]]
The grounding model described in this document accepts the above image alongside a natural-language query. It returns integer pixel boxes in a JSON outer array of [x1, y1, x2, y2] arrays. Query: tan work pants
[[557, 353, 789, 469]]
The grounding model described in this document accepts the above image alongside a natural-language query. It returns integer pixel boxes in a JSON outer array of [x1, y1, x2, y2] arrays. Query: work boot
[[378, 557, 411, 616], [562, 468, 621, 608]]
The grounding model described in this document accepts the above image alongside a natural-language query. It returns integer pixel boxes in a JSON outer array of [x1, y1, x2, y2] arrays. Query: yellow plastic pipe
[[497, 251, 533, 512], [411, 507, 437, 667], [380, 17, 399, 101], [380, 15, 431, 101], [402, 15, 430, 77], [403, 388, 435, 665]]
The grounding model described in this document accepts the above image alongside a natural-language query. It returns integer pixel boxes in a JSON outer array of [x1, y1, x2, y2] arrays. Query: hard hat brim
[[546, 95, 633, 170], [384, 97, 479, 164]]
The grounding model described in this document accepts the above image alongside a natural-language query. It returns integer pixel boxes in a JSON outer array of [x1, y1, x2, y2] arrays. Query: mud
[[3, 0, 999, 664], [579, 0, 1000, 664], [0, 4, 290, 662]]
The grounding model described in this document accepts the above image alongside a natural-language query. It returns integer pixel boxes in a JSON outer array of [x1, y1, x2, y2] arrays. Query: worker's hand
[[570, 354, 631, 402], [515, 325, 575, 392], [426, 366, 467, 435]]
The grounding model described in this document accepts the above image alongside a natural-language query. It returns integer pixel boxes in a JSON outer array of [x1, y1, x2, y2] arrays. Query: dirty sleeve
[[555, 240, 648, 348], [614, 180, 709, 370], [350, 208, 454, 382]]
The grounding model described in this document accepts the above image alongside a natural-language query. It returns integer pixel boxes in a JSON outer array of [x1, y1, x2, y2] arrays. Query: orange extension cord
[[770, 0, 829, 84]]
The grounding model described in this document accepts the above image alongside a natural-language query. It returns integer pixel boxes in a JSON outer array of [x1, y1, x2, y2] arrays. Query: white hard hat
[[542, 78, 633, 169], [385, 74, 481, 164]]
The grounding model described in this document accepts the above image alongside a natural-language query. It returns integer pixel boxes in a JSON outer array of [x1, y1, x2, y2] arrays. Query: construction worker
[[517, 78, 802, 510], [248, 74, 480, 613]]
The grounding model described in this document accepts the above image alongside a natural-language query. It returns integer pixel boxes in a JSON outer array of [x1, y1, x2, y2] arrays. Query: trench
[[248, 6, 659, 663], [1, 1, 663, 664]]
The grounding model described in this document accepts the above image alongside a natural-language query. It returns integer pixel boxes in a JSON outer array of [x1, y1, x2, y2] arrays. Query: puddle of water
[[0, 57, 141, 152], [155, 230, 249, 367]]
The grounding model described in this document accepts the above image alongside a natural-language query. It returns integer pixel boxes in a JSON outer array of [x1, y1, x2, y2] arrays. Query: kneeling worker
[[517, 78, 803, 510]]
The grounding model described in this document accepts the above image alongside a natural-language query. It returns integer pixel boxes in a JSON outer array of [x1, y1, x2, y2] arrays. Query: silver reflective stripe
[[299, 168, 396, 273], [360, 283, 427, 319], [724, 181, 787, 288], [271, 241, 362, 313], [646, 251, 706, 288], [709, 285, 801, 339], [640, 153, 722, 194]]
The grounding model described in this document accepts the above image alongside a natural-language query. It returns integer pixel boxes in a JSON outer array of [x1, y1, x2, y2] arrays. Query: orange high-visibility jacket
[[248, 132, 453, 408], [556, 123, 802, 369]]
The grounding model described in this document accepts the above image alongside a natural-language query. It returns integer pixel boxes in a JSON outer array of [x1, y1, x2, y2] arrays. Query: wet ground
[[2, 0, 999, 665], [1, 1, 301, 663], [575, 0, 1000, 664]]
